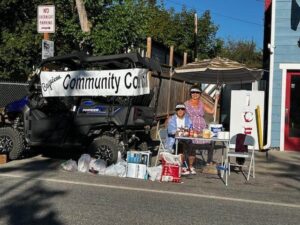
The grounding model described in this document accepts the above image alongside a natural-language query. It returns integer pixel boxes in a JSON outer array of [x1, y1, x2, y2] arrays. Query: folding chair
[[225, 134, 255, 186], [154, 128, 168, 166]]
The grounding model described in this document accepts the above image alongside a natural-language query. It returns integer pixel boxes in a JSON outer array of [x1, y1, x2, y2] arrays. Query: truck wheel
[[88, 136, 121, 165], [0, 127, 24, 160]]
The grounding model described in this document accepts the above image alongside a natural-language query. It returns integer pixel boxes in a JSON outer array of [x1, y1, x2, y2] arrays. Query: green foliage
[[0, 0, 261, 80], [0, 0, 42, 80], [218, 39, 263, 68], [197, 11, 221, 59], [91, 0, 149, 55]]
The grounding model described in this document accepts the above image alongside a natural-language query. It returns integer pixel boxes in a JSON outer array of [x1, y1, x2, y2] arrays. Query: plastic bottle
[[184, 126, 189, 136], [189, 124, 194, 137]]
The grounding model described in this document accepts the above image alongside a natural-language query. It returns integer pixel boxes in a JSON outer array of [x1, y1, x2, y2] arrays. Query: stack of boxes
[[126, 151, 151, 180]]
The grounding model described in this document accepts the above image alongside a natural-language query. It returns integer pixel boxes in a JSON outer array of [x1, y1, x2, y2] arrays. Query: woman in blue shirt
[[165, 103, 196, 175]]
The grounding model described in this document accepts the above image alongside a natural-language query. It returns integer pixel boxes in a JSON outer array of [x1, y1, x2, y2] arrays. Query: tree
[[0, 0, 42, 80], [0, 0, 222, 80], [218, 39, 263, 68], [91, 1, 149, 55], [197, 11, 222, 59], [75, 0, 91, 33]]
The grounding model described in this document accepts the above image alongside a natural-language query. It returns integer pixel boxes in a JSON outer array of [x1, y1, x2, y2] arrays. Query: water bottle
[[189, 124, 194, 137]]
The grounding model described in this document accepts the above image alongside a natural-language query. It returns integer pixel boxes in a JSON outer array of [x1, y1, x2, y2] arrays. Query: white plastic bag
[[78, 154, 92, 173], [89, 158, 107, 173], [104, 164, 118, 176], [160, 152, 181, 165], [117, 151, 123, 163], [147, 165, 162, 181], [61, 159, 77, 172], [102, 160, 127, 177], [115, 160, 127, 177]]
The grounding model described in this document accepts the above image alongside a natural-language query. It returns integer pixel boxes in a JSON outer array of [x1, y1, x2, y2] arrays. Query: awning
[[174, 57, 263, 84]]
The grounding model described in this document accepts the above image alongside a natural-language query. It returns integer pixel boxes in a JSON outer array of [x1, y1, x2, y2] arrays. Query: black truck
[[0, 52, 162, 164]]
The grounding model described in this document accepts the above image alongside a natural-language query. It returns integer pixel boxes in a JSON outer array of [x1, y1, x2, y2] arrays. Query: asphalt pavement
[[0, 149, 299, 225]]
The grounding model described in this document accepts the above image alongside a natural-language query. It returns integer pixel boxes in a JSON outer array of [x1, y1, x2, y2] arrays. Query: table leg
[[224, 140, 229, 186], [175, 139, 178, 155], [220, 145, 224, 178]]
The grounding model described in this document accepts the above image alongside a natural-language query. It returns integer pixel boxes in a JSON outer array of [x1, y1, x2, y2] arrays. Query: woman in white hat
[[164, 103, 194, 175], [165, 103, 192, 151]]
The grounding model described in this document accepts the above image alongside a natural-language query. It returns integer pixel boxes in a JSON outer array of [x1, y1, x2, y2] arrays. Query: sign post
[[38, 5, 55, 59]]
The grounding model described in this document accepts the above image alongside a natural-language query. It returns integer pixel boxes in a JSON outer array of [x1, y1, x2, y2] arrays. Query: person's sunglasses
[[190, 91, 200, 94], [176, 108, 186, 111]]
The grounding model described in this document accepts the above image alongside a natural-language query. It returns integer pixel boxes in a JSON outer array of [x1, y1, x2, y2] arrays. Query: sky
[[164, 0, 265, 49]]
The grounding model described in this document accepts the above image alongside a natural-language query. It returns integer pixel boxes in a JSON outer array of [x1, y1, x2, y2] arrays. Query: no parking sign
[[37, 5, 55, 33]]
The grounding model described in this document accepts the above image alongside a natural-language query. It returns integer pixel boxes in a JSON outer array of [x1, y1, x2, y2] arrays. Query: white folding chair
[[225, 134, 255, 186], [154, 128, 168, 166]]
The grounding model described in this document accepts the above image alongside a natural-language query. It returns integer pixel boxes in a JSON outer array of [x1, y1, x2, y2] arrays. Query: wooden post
[[183, 52, 187, 66], [169, 45, 174, 66], [44, 33, 49, 40], [213, 89, 220, 122], [166, 45, 174, 117], [182, 81, 186, 102], [146, 37, 152, 58], [166, 68, 173, 117]]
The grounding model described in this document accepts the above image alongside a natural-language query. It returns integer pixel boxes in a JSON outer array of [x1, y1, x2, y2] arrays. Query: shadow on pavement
[[0, 180, 66, 225], [0, 159, 67, 225]]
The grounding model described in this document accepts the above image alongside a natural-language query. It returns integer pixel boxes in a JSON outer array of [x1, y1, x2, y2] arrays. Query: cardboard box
[[126, 163, 148, 180], [126, 151, 152, 166], [0, 154, 7, 164]]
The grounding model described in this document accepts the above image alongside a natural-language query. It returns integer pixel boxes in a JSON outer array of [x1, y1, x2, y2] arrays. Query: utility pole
[[194, 13, 198, 61]]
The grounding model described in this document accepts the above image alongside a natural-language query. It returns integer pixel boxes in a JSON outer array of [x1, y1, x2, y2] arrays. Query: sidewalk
[[173, 148, 300, 191], [256, 149, 300, 175]]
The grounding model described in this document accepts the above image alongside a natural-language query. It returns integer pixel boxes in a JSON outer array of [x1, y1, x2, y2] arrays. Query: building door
[[285, 71, 300, 151]]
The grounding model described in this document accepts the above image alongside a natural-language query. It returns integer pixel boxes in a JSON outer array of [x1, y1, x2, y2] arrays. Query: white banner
[[40, 69, 150, 97]]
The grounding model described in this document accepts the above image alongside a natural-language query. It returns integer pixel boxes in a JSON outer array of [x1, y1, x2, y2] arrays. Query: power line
[[165, 0, 263, 27]]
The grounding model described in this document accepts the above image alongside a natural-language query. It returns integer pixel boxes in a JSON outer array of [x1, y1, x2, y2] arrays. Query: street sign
[[42, 40, 54, 59], [37, 5, 55, 33]]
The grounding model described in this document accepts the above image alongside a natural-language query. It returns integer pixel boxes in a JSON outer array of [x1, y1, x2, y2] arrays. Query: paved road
[[0, 151, 299, 225]]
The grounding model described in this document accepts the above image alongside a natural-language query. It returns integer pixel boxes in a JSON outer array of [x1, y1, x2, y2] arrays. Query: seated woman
[[164, 103, 196, 175]]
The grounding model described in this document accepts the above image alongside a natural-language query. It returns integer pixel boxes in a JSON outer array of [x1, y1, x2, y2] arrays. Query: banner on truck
[[40, 68, 150, 97]]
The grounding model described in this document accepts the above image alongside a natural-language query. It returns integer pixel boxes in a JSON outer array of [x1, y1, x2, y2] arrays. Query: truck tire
[[88, 136, 121, 165], [0, 127, 24, 160]]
